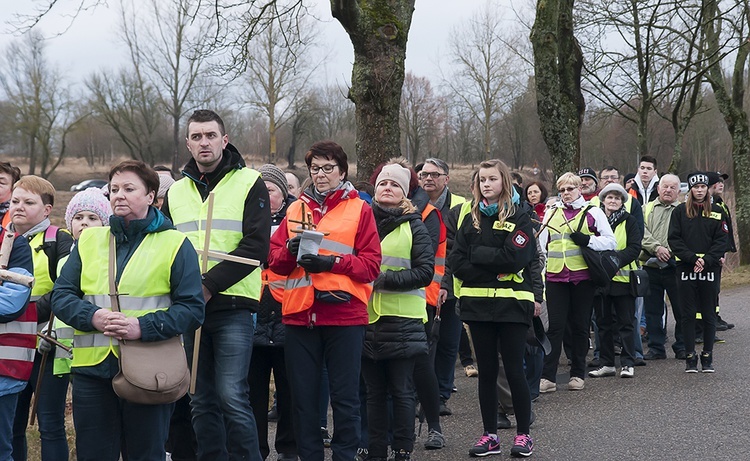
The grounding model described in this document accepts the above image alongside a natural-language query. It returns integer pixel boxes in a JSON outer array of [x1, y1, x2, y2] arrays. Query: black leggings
[[466, 321, 531, 434], [679, 268, 720, 353]]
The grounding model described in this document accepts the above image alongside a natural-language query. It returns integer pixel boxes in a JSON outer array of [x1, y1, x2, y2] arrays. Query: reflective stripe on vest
[[282, 198, 373, 316], [167, 167, 262, 301], [74, 227, 183, 368], [421, 203, 446, 306], [0, 301, 37, 381], [458, 287, 535, 302], [546, 208, 591, 273], [368, 221, 427, 324], [261, 268, 286, 304]]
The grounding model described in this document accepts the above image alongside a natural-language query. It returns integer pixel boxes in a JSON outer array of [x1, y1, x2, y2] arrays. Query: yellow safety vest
[[546, 207, 592, 274], [611, 219, 638, 283], [73, 227, 184, 368], [167, 168, 262, 301], [368, 221, 427, 324], [29, 231, 55, 301]]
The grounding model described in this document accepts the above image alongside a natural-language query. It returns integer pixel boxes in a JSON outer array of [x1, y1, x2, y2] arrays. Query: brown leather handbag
[[108, 234, 190, 405]]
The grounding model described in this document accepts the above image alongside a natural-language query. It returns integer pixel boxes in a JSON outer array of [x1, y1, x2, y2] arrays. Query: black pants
[[458, 324, 474, 367], [595, 292, 636, 367], [248, 345, 296, 459], [679, 268, 720, 353], [413, 307, 442, 432], [543, 280, 595, 381], [466, 321, 531, 434], [361, 357, 417, 457]]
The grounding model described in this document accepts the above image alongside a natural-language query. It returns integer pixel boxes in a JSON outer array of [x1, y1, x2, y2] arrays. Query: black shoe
[[633, 357, 648, 367], [321, 427, 332, 448], [439, 400, 452, 416], [695, 335, 704, 344], [716, 322, 729, 332], [700, 351, 715, 373], [717, 316, 735, 330], [643, 351, 666, 360], [393, 449, 411, 461], [674, 350, 687, 360], [267, 405, 279, 422], [587, 358, 602, 368], [497, 413, 512, 429], [424, 429, 445, 450], [685, 352, 699, 373], [715, 335, 725, 344]]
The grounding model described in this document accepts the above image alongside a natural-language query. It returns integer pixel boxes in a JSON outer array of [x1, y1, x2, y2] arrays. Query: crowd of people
[[0, 111, 738, 461]]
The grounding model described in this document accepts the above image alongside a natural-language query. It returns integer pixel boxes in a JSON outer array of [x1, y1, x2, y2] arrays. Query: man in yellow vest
[[162, 110, 271, 461]]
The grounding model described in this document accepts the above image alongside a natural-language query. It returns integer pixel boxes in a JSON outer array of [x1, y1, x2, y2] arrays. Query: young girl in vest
[[447, 159, 537, 458], [668, 172, 728, 372], [362, 164, 434, 461]]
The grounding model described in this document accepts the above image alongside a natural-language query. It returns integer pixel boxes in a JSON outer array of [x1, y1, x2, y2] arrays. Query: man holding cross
[[162, 110, 271, 461]]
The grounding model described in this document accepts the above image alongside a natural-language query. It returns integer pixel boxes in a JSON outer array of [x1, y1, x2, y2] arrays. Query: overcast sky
[[0, 0, 523, 88]]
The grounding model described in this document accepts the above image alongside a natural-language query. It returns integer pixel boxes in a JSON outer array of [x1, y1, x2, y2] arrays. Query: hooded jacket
[[161, 144, 271, 314]]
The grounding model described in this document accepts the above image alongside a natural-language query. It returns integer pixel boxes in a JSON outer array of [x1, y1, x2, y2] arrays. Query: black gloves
[[570, 232, 590, 247], [286, 236, 301, 255], [298, 254, 336, 273], [373, 273, 386, 290]]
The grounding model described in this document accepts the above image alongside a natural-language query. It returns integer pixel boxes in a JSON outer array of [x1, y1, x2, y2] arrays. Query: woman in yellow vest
[[448, 159, 537, 458], [51, 160, 204, 461], [362, 164, 433, 461], [538, 173, 616, 394], [588, 183, 642, 380]]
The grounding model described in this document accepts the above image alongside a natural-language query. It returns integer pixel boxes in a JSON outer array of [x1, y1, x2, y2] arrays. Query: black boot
[[393, 449, 411, 461], [685, 352, 698, 373], [700, 351, 714, 373]]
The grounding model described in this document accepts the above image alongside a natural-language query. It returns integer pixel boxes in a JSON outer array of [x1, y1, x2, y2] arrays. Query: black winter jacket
[[362, 204, 432, 361], [668, 202, 728, 270]]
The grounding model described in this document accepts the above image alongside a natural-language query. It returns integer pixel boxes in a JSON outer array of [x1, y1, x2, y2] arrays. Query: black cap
[[577, 167, 598, 185], [624, 173, 635, 184], [687, 171, 709, 189], [707, 171, 729, 186]]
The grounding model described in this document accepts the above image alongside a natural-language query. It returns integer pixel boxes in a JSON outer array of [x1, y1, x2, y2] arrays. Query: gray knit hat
[[259, 164, 289, 200]]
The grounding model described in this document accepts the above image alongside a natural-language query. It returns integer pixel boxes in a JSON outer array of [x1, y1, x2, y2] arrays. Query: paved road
[[277, 285, 750, 460]]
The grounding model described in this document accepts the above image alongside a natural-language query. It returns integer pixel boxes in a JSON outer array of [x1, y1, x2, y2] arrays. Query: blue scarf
[[479, 188, 519, 216]]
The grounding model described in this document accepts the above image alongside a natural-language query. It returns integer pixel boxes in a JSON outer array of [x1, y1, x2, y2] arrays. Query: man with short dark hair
[[628, 156, 659, 204], [162, 109, 271, 461]]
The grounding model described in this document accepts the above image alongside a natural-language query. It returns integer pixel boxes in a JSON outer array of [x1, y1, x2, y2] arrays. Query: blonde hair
[[470, 159, 515, 231], [14, 176, 56, 206], [556, 172, 581, 191]]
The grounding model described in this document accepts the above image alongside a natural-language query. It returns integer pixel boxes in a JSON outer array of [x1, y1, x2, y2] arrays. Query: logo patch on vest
[[512, 230, 528, 248], [723, 221, 729, 233]]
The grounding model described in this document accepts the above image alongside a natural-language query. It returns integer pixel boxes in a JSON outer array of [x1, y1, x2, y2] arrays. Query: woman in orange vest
[[268, 141, 381, 461], [249, 164, 297, 461]]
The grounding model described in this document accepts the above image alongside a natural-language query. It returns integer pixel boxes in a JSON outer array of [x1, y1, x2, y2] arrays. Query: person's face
[[309, 156, 344, 193], [638, 161, 657, 184], [625, 178, 635, 190], [526, 184, 542, 205], [691, 184, 708, 202], [375, 179, 405, 206], [419, 163, 449, 195], [109, 171, 155, 223], [0, 173, 13, 203], [285, 172, 301, 197], [186, 121, 228, 173], [265, 181, 285, 212], [599, 169, 620, 187], [711, 181, 724, 196], [478, 167, 503, 203], [10, 187, 52, 233], [558, 182, 581, 203], [657, 179, 679, 204], [580, 177, 597, 194], [71, 211, 105, 240], [603, 193, 623, 214]]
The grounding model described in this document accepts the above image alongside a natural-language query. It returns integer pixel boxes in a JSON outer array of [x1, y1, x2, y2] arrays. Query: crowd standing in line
[[0, 112, 738, 460]]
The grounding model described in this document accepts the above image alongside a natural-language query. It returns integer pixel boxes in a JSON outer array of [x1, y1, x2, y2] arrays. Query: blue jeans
[[185, 310, 262, 461], [12, 353, 69, 461], [435, 299, 462, 400], [285, 325, 364, 461], [0, 392, 20, 461], [72, 373, 173, 461]]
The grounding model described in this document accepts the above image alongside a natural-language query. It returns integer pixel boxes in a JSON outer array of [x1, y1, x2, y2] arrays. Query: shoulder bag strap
[[575, 205, 594, 233]]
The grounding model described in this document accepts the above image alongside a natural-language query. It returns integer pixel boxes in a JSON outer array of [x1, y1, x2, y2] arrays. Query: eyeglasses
[[309, 164, 338, 175], [600, 175, 619, 180], [560, 186, 578, 192], [418, 172, 447, 179]]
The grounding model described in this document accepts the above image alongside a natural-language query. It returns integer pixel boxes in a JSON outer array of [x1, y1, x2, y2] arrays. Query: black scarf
[[607, 206, 628, 227]]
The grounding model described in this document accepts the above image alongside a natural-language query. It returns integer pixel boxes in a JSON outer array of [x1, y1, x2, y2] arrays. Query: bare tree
[[243, 13, 318, 164], [400, 72, 440, 164], [0, 31, 86, 177]]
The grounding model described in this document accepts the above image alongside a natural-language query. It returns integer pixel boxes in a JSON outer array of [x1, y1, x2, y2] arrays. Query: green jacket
[[640, 199, 680, 266]]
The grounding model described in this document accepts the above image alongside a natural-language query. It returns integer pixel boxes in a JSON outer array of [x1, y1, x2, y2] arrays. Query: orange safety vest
[[261, 268, 286, 303], [282, 198, 373, 316], [421, 204, 446, 306]]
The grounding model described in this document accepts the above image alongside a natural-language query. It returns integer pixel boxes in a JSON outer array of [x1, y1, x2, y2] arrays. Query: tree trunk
[[331, 0, 416, 181], [530, 0, 585, 178], [172, 113, 181, 172], [702, 0, 750, 264]]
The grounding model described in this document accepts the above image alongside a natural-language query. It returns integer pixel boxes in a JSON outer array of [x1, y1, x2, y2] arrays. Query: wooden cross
[[189, 192, 261, 394], [288, 201, 329, 235]]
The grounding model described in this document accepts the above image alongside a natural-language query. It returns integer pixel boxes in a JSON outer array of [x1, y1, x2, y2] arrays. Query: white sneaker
[[568, 377, 585, 390], [620, 366, 634, 378], [588, 366, 616, 378], [539, 378, 557, 393]]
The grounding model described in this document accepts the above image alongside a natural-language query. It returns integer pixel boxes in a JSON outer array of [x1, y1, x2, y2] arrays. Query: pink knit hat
[[65, 188, 112, 230]]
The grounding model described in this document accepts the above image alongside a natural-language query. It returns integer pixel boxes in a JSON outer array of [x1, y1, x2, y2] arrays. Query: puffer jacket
[[362, 204, 432, 361]]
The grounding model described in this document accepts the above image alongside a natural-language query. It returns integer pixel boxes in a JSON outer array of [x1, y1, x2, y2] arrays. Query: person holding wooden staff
[[7, 176, 73, 461], [52, 160, 204, 461], [161, 110, 270, 461]]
